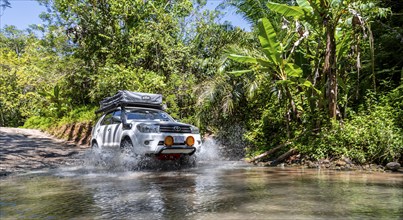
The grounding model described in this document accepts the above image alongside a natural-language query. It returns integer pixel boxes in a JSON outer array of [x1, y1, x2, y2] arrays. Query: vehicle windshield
[[126, 109, 173, 121]]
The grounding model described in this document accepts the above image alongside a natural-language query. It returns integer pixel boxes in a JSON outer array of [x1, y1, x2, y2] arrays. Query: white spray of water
[[80, 137, 224, 171], [83, 147, 142, 171], [197, 137, 221, 161]]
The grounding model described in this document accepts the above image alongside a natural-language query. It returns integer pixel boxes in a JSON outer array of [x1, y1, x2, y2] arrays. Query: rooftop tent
[[96, 90, 163, 113]]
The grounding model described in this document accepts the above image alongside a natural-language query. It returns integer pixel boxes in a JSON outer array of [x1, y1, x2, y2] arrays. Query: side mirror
[[112, 116, 122, 123], [123, 123, 132, 130]]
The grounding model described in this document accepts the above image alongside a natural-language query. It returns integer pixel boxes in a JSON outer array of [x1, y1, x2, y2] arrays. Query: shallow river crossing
[[1, 145, 402, 219]]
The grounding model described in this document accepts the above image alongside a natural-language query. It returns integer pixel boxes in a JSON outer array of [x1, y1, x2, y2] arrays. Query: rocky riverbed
[[0, 127, 88, 176]]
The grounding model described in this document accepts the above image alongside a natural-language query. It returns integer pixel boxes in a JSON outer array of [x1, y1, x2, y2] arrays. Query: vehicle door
[[96, 112, 113, 147], [107, 110, 123, 148]]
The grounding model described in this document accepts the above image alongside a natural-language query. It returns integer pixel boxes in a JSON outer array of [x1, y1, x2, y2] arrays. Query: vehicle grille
[[159, 125, 191, 133]]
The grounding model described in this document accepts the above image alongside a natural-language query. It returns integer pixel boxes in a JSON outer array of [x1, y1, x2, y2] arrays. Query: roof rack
[[96, 90, 164, 114]]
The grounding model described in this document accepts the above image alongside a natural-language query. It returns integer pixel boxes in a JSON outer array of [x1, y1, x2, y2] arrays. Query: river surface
[[1, 146, 402, 220]]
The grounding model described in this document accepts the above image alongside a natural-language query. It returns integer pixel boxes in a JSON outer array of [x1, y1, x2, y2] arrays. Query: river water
[[1, 145, 402, 219]]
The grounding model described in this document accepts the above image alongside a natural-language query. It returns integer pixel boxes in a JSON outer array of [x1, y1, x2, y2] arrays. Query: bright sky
[[0, 0, 251, 31], [0, 0, 46, 30]]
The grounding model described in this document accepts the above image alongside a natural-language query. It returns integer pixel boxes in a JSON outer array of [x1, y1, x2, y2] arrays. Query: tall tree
[[227, 0, 390, 120], [39, 0, 196, 106]]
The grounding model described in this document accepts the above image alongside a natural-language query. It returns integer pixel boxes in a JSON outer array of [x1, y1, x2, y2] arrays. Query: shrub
[[23, 116, 53, 130], [244, 105, 289, 157], [299, 105, 403, 164], [57, 105, 97, 125]]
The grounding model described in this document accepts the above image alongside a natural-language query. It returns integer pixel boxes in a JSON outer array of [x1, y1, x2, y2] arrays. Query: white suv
[[91, 91, 201, 163]]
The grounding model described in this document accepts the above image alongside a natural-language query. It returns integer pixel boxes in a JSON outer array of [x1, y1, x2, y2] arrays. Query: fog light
[[186, 136, 195, 146], [144, 140, 150, 145], [164, 136, 174, 147]]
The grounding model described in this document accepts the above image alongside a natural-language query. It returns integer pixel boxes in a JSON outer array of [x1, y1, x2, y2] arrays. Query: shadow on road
[[0, 128, 88, 176]]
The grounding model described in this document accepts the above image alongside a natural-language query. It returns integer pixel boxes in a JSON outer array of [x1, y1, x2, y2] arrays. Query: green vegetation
[[300, 95, 403, 164], [1, 0, 401, 164]]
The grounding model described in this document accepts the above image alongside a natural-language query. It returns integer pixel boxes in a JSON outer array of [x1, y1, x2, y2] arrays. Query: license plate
[[173, 136, 184, 143]]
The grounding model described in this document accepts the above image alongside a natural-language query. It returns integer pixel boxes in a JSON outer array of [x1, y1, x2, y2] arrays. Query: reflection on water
[[1, 161, 402, 219], [0, 175, 96, 219]]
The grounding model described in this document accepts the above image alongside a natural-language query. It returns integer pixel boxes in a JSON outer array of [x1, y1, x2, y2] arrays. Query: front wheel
[[91, 141, 100, 149], [120, 137, 134, 155], [91, 141, 102, 153], [120, 137, 144, 169]]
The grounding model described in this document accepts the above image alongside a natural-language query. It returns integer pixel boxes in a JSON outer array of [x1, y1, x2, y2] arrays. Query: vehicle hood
[[132, 121, 194, 127]]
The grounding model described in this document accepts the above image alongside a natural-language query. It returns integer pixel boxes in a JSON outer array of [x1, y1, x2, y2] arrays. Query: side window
[[113, 110, 121, 117], [101, 112, 113, 125], [111, 110, 122, 124]]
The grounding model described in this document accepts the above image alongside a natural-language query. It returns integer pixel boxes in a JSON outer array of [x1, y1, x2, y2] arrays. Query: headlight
[[164, 136, 174, 147], [186, 136, 195, 146], [137, 124, 160, 133], [190, 126, 200, 134]]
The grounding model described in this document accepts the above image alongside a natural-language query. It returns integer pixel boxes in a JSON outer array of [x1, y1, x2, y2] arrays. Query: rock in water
[[336, 160, 347, 167], [307, 161, 318, 168], [385, 162, 401, 171]]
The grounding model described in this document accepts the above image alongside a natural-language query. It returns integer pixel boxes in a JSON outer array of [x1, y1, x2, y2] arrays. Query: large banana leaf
[[228, 54, 258, 64], [285, 63, 303, 78], [296, 0, 313, 12], [298, 78, 321, 94], [267, 2, 304, 18], [256, 58, 272, 67], [257, 18, 281, 65], [228, 69, 254, 76]]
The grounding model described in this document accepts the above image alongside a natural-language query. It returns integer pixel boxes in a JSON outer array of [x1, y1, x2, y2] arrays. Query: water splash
[[214, 124, 246, 160], [80, 137, 225, 172], [82, 148, 196, 171], [82, 147, 142, 171], [198, 137, 221, 161]]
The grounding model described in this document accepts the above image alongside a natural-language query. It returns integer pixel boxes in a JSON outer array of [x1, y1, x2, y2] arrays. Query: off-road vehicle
[[91, 91, 201, 163]]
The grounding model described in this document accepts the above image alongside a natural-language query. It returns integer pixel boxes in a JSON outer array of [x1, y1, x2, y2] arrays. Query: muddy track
[[0, 127, 89, 176]]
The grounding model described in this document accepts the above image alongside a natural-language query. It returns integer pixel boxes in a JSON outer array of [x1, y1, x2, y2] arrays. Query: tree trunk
[[272, 148, 298, 165], [324, 22, 338, 119], [247, 142, 292, 163]]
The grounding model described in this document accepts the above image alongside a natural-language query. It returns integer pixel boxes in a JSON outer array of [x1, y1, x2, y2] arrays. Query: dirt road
[[0, 127, 88, 176]]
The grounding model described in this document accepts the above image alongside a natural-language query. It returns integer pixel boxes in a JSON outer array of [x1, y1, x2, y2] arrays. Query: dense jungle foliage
[[1, 0, 402, 164]]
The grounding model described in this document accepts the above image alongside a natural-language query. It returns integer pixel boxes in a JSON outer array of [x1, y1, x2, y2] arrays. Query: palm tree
[[225, 0, 389, 120]]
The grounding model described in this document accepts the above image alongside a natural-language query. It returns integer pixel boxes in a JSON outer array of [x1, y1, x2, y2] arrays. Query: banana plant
[[38, 85, 70, 118], [228, 17, 318, 121], [233, 0, 389, 120]]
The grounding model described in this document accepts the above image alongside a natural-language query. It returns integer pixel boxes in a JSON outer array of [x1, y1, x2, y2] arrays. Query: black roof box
[[96, 90, 163, 113]]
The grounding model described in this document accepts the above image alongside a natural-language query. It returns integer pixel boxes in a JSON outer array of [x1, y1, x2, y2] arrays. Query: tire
[[120, 137, 133, 152], [91, 141, 100, 149], [120, 138, 144, 169], [91, 141, 102, 154], [120, 137, 139, 158], [90, 141, 104, 166]]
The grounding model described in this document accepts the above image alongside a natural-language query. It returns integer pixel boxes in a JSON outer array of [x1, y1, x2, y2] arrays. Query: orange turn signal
[[186, 136, 195, 146], [164, 136, 174, 147]]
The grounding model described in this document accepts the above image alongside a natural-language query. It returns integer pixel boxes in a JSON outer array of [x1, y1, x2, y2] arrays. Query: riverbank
[[0, 127, 88, 177], [252, 154, 403, 173]]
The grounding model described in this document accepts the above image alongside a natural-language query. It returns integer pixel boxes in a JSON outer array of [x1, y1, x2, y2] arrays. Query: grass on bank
[[23, 106, 97, 131]]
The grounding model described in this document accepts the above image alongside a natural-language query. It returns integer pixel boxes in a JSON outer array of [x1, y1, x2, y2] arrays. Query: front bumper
[[145, 146, 196, 160], [156, 146, 196, 155], [132, 132, 201, 154]]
